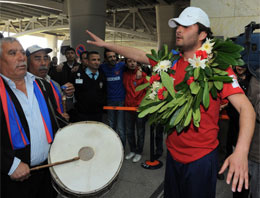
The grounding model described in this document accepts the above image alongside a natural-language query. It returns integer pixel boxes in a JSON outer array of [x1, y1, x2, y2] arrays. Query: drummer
[[0, 37, 63, 197]]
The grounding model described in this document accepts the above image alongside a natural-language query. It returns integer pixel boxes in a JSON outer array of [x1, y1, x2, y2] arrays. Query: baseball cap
[[168, 7, 210, 28], [26, 45, 52, 57]]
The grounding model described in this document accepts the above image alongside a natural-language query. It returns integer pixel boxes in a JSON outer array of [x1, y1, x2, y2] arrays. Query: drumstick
[[62, 95, 67, 113], [30, 156, 80, 171]]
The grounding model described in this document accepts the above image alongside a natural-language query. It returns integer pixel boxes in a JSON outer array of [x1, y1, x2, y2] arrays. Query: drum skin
[[48, 121, 124, 197]]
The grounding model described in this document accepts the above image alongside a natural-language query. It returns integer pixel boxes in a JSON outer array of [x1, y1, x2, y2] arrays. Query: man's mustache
[[17, 62, 27, 67], [39, 66, 48, 71]]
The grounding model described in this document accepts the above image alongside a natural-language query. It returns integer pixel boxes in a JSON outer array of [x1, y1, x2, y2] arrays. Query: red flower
[[149, 59, 158, 67], [158, 87, 167, 100], [187, 76, 194, 86], [195, 50, 207, 60], [169, 73, 175, 78], [149, 74, 160, 84]]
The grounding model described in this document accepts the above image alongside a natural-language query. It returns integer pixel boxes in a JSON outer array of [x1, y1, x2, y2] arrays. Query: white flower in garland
[[199, 38, 215, 54], [149, 91, 157, 100], [188, 55, 207, 69], [148, 81, 161, 100], [154, 60, 172, 74], [152, 81, 160, 91]]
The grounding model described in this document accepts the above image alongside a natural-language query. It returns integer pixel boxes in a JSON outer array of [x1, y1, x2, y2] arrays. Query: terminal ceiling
[[0, 0, 189, 42]]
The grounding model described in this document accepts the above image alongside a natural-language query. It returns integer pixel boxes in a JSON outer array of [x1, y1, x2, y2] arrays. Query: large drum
[[48, 121, 124, 197]]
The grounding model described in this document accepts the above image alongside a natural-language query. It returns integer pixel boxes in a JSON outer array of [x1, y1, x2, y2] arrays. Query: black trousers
[[164, 149, 218, 198], [1, 168, 57, 198]]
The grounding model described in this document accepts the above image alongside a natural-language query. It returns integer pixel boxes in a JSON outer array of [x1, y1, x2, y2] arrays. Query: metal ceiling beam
[[0, 5, 42, 17], [0, 0, 64, 11], [17, 4, 56, 15], [106, 26, 155, 40]]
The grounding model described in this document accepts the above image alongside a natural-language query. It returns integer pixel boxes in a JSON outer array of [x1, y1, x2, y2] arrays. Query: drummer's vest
[[0, 76, 54, 150]]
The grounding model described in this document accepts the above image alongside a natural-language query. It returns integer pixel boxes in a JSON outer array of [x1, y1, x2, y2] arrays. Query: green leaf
[[209, 76, 233, 82], [236, 58, 245, 66], [213, 81, 223, 90], [194, 67, 200, 80], [169, 107, 182, 127], [161, 71, 175, 98], [135, 82, 150, 92], [158, 49, 163, 59], [218, 63, 230, 70], [175, 81, 187, 91], [185, 66, 193, 72], [146, 76, 151, 82], [151, 49, 158, 60], [193, 120, 199, 128], [158, 101, 173, 113], [204, 67, 212, 77], [215, 51, 238, 66], [138, 99, 159, 110], [213, 68, 228, 76], [194, 88, 203, 109], [208, 81, 213, 91], [215, 39, 244, 53], [203, 81, 210, 109], [163, 44, 168, 57], [192, 107, 201, 122], [176, 121, 185, 134], [211, 62, 219, 67], [218, 51, 241, 59], [210, 86, 217, 99], [190, 82, 200, 95], [138, 101, 167, 118], [162, 105, 179, 119], [184, 109, 193, 127], [173, 102, 189, 126], [146, 54, 158, 62], [148, 112, 164, 125]]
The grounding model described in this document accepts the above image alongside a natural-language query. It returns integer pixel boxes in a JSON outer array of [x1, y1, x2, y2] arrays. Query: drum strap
[[49, 80, 64, 114]]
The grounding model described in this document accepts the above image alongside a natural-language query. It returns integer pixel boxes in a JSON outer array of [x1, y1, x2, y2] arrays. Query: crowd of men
[[0, 6, 259, 198]]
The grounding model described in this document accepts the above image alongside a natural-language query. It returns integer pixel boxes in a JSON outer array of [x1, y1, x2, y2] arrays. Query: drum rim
[[49, 121, 124, 196]]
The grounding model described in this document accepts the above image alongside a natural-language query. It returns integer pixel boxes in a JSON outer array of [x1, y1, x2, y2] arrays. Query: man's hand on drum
[[10, 161, 30, 182], [62, 112, 70, 122]]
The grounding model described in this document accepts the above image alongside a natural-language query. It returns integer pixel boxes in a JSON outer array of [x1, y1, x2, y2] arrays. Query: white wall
[[191, 0, 260, 38]]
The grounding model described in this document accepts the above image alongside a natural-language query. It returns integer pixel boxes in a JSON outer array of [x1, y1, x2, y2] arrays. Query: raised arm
[[219, 93, 256, 192], [86, 30, 150, 64]]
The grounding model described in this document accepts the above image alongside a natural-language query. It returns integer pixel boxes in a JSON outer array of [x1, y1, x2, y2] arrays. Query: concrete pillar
[[67, 0, 106, 58], [155, 4, 183, 50], [45, 34, 58, 58]]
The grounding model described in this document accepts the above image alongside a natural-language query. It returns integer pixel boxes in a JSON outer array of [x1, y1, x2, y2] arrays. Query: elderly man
[[26, 45, 75, 120], [86, 6, 256, 198], [0, 37, 64, 197]]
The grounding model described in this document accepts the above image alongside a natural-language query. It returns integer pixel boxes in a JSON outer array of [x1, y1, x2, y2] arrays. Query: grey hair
[[0, 37, 19, 57]]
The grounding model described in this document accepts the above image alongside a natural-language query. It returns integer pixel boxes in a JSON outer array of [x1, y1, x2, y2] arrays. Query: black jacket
[[72, 65, 107, 114]]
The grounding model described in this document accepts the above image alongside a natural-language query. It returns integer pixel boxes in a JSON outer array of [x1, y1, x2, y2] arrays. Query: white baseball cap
[[26, 45, 52, 57], [168, 7, 210, 28]]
